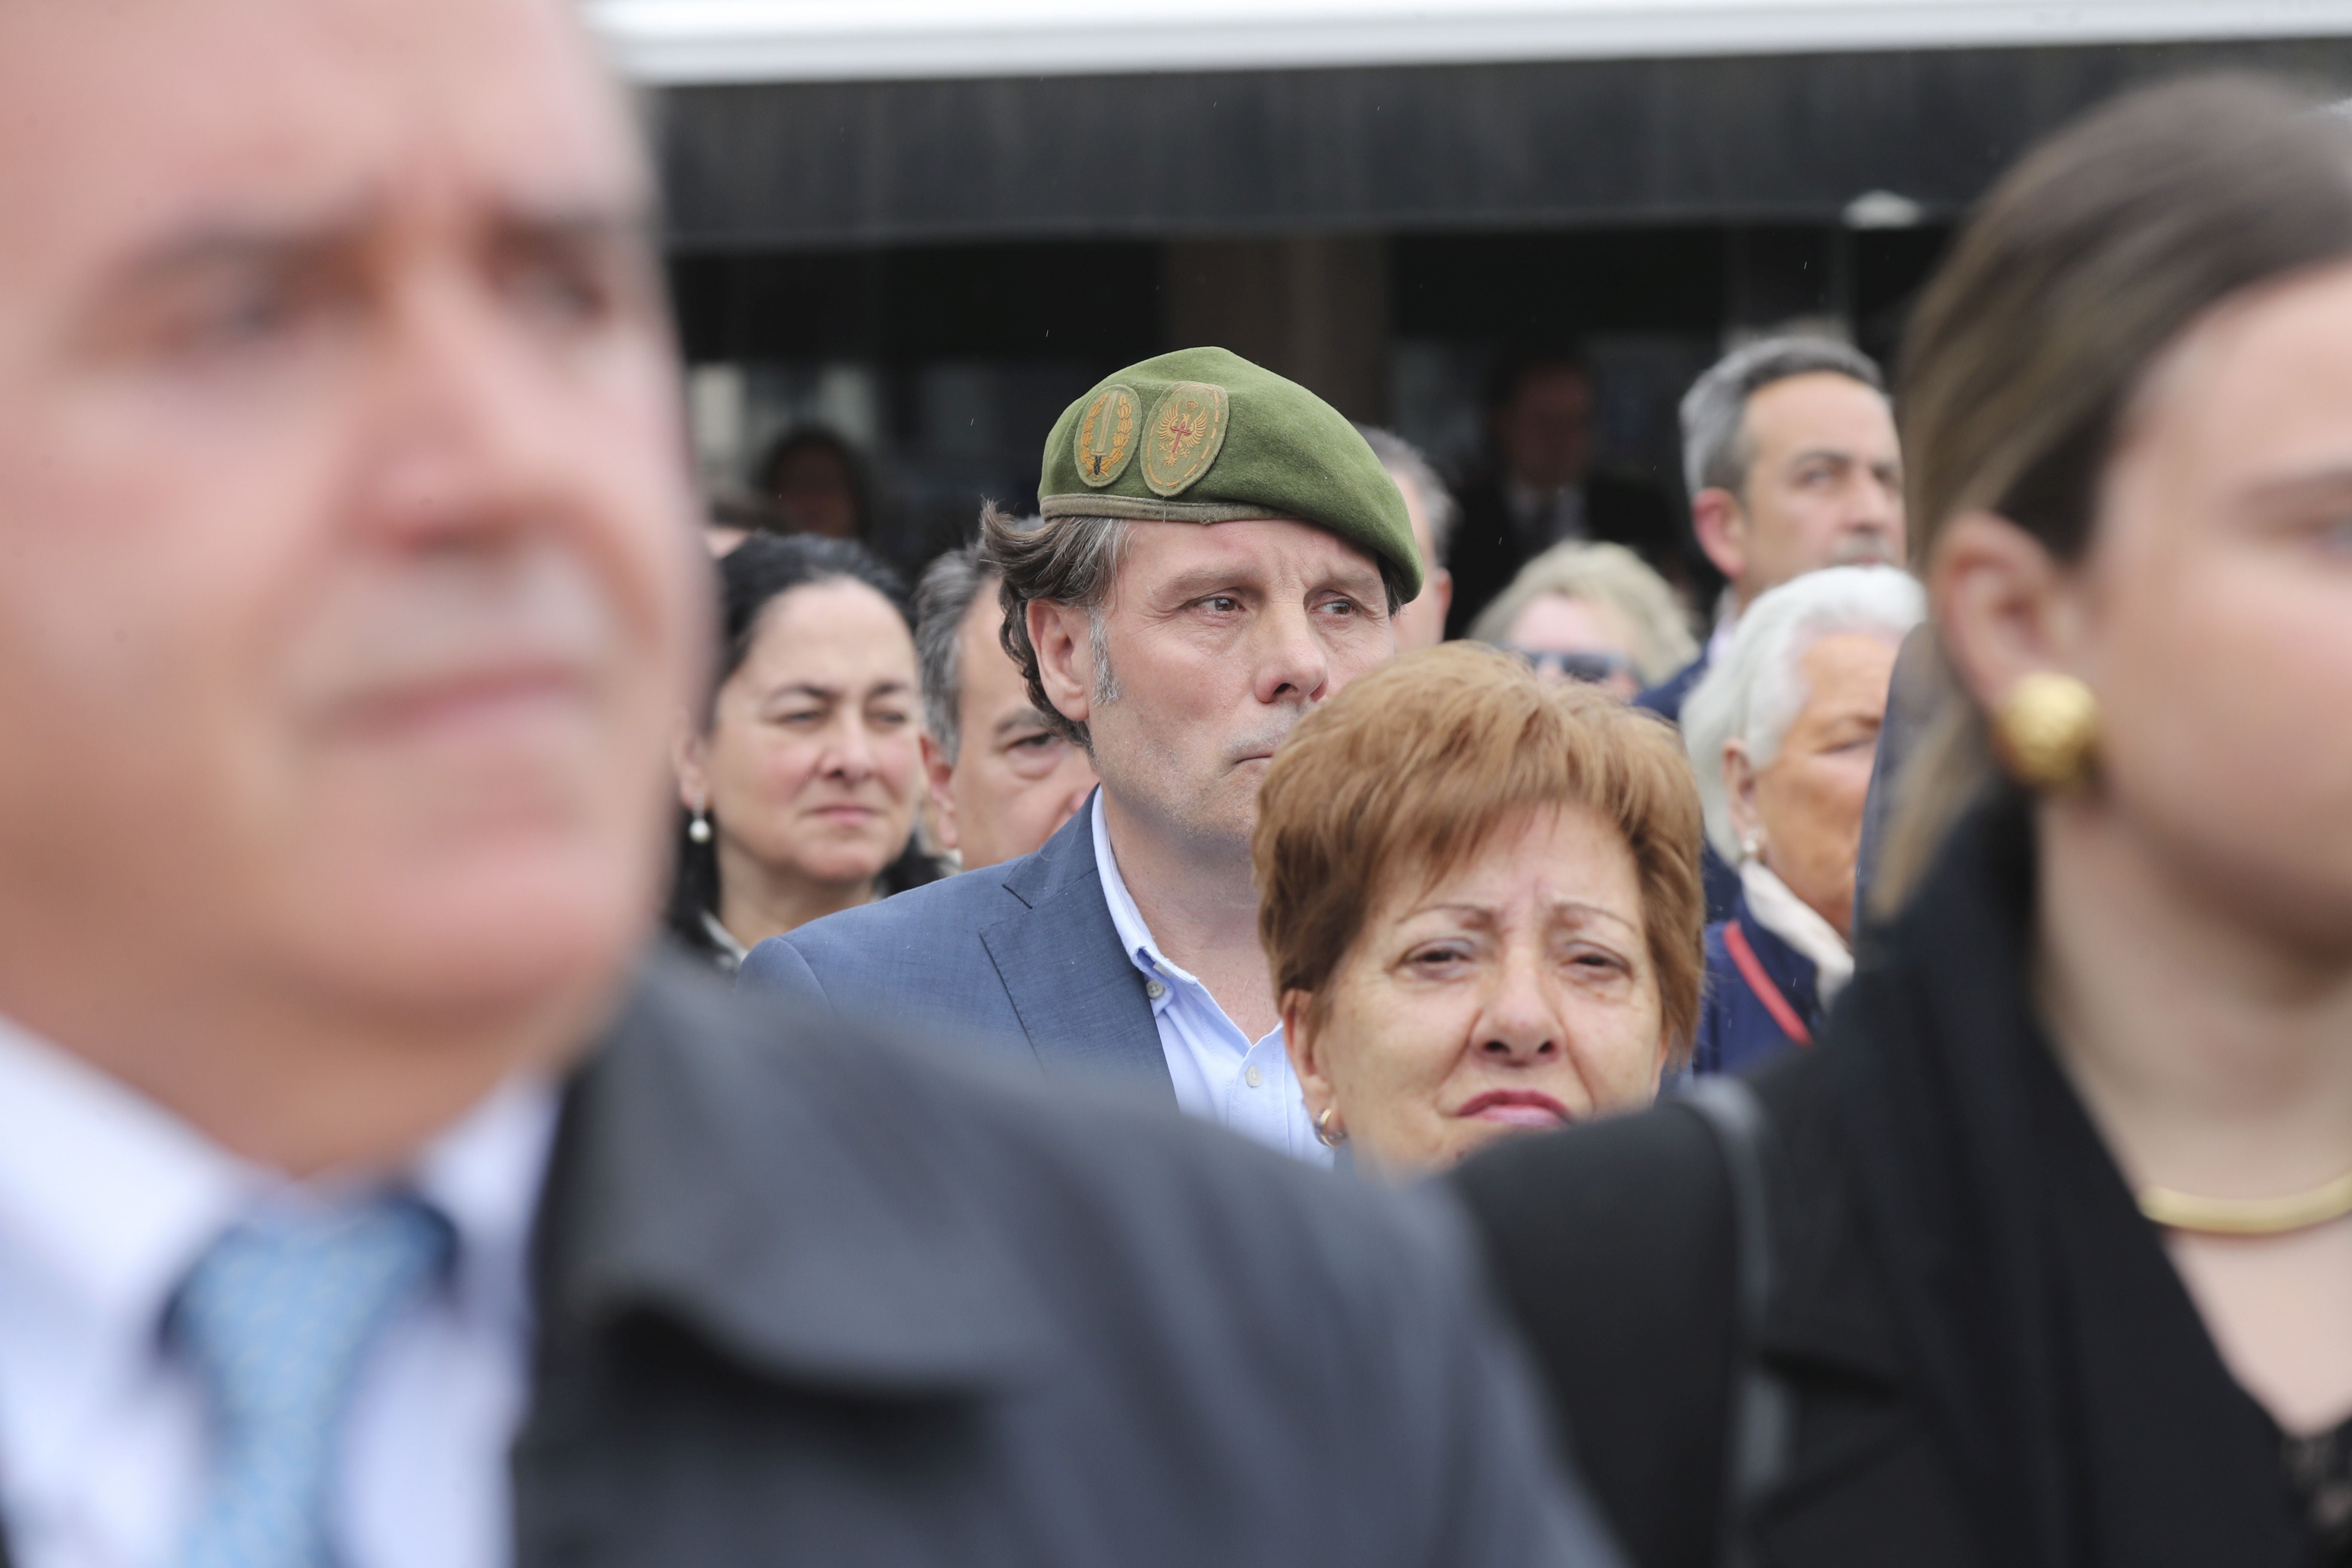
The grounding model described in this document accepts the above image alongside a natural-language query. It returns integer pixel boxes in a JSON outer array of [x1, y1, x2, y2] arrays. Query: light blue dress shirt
[[1089, 792, 1331, 1168], [0, 1014, 553, 1568]]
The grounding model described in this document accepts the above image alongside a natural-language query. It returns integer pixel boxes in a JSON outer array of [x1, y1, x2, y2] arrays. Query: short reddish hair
[[1254, 643, 1705, 1063]]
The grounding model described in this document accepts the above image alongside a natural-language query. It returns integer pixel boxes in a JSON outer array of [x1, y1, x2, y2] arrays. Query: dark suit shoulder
[[1452, 1099, 1740, 1568]]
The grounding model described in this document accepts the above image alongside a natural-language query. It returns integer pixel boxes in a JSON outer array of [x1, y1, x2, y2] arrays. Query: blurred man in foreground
[[1637, 337, 1906, 723], [0, 3, 1621, 1565], [915, 526, 1099, 871]]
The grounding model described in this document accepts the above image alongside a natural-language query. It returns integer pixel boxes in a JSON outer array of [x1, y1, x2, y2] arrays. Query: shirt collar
[[699, 909, 750, 970], [1740, 859, 1855, 1007], [0, 1013, 555, 1342], [1090, 790, 1193, 992]]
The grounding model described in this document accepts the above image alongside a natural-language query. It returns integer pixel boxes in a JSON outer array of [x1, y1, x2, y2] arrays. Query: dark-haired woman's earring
[[1314, 1107, 1347, 1148], [688, 809, 713, 845], [1994, 672, 2100, 794]]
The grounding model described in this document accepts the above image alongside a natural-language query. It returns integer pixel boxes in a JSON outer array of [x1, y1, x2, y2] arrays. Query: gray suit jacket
[[508, 953, 1626, 1566], [739, 798, 1176, 1103]]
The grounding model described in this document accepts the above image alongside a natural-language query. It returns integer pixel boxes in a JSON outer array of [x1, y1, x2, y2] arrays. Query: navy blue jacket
[[739, 801, 1176, 1105], [1634, 654, 1740, 923], [1690, 887, 1822, 1077], [1631, 652, 1708, 727]]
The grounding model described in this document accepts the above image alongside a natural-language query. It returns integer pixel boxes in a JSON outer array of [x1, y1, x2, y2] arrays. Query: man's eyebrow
[[487, 203, 661, 252], [1784, 447, 1858, 469], [1155, 562, 1264, 600], [102, 196, 655, 287]]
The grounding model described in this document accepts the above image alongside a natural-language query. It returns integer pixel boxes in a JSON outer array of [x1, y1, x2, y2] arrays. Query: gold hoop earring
[[1994, 672, 2100, 794], [1314, 1107, 1347, 1148]]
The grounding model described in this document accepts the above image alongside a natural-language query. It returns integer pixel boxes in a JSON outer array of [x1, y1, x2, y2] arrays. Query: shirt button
[[1245, 1065, 1263, 1088], [1145, 980, 1165, 1000]]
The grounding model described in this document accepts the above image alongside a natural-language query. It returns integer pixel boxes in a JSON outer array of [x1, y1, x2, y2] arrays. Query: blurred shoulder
[[622, 948, 1456, 1287]]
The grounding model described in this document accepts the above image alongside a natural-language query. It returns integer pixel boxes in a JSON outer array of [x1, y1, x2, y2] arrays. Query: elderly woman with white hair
[[1681, 564, 1924, 1073]]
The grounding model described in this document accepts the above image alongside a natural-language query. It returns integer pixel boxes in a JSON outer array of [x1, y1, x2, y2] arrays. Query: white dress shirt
[[1090, 793, 1329, 1167], [0, 1014, 554, 1568]]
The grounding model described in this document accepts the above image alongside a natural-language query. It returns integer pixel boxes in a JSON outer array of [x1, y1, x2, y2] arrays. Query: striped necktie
[[173, 1195, 453, 1568]]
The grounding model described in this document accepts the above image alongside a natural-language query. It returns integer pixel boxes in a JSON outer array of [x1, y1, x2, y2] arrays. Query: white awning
[[589, 0, 2352, 86]]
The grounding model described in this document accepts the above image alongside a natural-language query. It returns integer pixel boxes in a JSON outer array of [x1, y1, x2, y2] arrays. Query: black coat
[[504, 956, 1623, 1567], [1444, 467, 1694, 640], [1452, 797, 2325, 1568]]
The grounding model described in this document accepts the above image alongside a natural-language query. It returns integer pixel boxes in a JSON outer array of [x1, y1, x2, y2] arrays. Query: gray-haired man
[[1638, 336, 1906, 722], [915, 521, 1098, 871]]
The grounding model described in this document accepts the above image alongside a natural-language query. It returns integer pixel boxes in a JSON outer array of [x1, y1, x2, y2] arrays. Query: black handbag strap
[[1678, 1076, 1793, 1568]]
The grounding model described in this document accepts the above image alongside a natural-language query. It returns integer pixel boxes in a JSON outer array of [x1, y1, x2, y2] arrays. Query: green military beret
[[1038, 346, 1423, 598]]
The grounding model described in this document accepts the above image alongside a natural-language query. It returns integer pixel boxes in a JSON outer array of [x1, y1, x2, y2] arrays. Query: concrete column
[[1163, 234, 1390, 423]]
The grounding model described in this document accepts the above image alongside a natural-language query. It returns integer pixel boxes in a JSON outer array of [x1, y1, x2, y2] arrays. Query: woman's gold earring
[[688, 809, 713, 845], [1994, 672, 2100, 793], [1314, 1107, 1347, 1148]]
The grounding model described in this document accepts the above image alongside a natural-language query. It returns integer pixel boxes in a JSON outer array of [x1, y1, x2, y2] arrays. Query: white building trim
[[590, 0, 2352, 86]]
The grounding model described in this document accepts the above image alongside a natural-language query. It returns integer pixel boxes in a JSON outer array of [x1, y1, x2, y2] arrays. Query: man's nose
[[352, 264, 581, 551], [1251, 601, 1332, 706], [1847, 471, 1903, 533]]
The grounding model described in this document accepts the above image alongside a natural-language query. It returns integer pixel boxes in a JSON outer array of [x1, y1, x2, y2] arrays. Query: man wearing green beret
[[742, 348, 1418, 1164]]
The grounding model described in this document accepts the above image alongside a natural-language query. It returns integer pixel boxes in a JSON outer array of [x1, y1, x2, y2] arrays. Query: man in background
[[916, 526, 1098, 870], [0, 3, 1623, 1564], [1637, 336, 1906, 723], [1446, 352, 1684, 635], [1360, 425, 1458, 651]]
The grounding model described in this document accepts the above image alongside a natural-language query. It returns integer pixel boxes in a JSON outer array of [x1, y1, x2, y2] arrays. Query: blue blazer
[[1691, 888, 1823, 1078], [1632, 652, 1708, 726], [739, 800, 1176, 1105]]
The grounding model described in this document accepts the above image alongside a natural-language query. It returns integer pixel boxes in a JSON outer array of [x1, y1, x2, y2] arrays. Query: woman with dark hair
[[668, 534, 938, 971], [1453, 77, 2352, 1568]]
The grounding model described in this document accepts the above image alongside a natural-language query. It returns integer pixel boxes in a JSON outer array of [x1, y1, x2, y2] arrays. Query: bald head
[[0, 0, 704, 1171]]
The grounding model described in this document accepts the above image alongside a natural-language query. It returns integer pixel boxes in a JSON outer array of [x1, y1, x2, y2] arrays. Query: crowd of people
[[4, 1, 2352, 1565]]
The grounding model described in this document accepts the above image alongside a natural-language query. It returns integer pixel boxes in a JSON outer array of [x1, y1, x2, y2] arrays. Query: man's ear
[[1430, 567, 1454, 627], [1028, 598, 1094, 731], [1932, 510, 2086, 713], [1692, 487, 1748, 585], [919, 731, 961, 853]]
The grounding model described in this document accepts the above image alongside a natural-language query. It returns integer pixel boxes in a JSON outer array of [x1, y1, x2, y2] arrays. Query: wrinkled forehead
[[0, 0, 644, 300]]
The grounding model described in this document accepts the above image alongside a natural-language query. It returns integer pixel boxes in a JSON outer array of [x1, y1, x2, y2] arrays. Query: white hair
[[1681, 565, 1926, 863]]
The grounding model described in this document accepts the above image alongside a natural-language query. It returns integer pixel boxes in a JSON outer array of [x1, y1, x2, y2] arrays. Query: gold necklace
[[2138, 1170, 2352, 1237]]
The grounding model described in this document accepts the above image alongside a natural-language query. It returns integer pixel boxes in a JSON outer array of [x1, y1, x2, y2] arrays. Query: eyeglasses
[[1504, 646, 1633, 686]]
